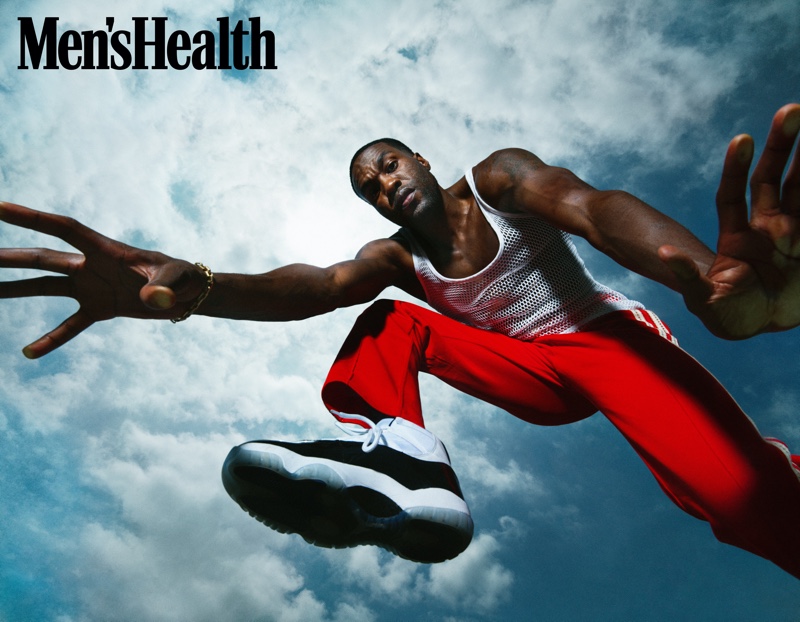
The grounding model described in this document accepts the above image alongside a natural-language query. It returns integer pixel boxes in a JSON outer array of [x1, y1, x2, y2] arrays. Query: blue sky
[[0, 1, 799, 620]]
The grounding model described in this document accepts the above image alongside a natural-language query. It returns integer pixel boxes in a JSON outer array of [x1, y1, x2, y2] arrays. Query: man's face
[[350, 143, 440, 227]]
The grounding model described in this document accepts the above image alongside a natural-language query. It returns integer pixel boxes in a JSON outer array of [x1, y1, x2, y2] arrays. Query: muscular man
[[1, 105, 799, 574]]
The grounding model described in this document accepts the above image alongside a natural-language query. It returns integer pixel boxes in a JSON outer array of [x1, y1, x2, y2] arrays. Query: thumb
[[139, 261, 196, 310], [140, 283, 177, 310], [139, 261, 210, 311], [658, 245, 714, 303]]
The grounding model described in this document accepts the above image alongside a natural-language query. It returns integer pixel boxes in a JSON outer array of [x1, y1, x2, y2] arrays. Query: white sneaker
[[221, 416, 473, 563]]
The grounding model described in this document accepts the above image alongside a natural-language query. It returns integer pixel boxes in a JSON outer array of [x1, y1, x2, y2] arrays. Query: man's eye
[[387, 161, 397, 172]]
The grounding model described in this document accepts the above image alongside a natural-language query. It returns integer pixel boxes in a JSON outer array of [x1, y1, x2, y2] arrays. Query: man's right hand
[[0, 202, 209, 358]]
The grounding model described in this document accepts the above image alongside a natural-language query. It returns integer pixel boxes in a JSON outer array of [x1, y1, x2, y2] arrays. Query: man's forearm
[[586, 190, 715, 291], [197, 263, 341, 322]]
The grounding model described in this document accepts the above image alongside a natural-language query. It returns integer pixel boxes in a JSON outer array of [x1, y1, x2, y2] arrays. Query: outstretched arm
[[479, 103, 800, 340], [0, 202, 413, 358], [196, 238, 420, 322]]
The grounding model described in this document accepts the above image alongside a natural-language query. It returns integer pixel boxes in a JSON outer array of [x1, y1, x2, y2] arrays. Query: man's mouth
[[394, 186, 415, 211]]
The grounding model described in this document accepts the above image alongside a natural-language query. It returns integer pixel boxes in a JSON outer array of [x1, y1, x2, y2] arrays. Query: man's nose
[[383, 177, 401, 204]]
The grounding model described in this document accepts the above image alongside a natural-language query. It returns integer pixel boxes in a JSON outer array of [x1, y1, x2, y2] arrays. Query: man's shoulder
[[356, 233, 413, 263], [471, 148, 546, 207], [355, 234, 424, 300]]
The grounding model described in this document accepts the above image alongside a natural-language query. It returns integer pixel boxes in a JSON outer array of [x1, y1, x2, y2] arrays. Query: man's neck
[[407, 183, 500, 279], [406, 184, 462, 241]]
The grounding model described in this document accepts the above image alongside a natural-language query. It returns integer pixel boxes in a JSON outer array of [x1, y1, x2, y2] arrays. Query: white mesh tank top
[[399, 168, 644, 340]]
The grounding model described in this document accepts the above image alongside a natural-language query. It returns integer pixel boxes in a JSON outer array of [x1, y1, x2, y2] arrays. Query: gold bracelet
[[171, 263, 215, 323]]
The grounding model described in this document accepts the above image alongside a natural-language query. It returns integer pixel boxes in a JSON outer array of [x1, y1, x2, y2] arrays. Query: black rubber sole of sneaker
[[222, 450, 473, 563]]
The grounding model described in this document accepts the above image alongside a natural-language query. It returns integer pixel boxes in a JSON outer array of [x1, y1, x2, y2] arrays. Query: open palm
[[660, 103, 800, 339], [0, 203, 207, 358]]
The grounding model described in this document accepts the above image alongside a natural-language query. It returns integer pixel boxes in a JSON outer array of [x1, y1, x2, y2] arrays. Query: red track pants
[[321, 299, 800, 577]]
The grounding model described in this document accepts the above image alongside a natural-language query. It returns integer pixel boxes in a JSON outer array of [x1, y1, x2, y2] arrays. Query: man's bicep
[[513, 165, 597, 236], [325, 259, 393, 307], [481, 149, 597, 237], [327, 239, 418, 307]]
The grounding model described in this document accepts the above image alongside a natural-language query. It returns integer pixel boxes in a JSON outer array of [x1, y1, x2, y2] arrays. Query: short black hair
[[349, 138, 414, 198]]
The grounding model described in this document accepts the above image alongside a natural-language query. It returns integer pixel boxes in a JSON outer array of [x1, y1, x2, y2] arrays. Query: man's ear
[[414, 152, 431, 170]]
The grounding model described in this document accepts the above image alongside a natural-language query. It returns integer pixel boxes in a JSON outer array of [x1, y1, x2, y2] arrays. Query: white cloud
[[427, 531, 514, 612], [330, 518, 518, 615], [71, 422, 333, 621], [332, 547, 421, 605], [331, 603, 376, 622], [764, 389, 800, 444], [457, 447, 544, 504]]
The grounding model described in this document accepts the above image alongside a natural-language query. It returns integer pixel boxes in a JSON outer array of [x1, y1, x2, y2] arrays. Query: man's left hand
[[659, 103, 800, 339]]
